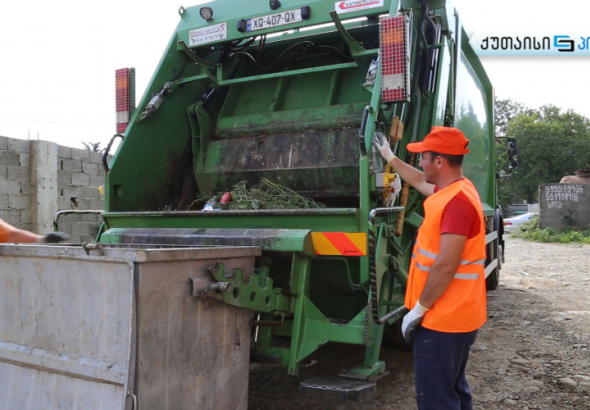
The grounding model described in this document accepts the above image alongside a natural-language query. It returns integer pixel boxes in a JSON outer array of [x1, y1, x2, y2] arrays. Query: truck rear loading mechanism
[[0, 0, 506, 408]]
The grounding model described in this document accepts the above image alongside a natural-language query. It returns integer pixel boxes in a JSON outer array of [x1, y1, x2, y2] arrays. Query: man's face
[[418, 151, 439, 184]]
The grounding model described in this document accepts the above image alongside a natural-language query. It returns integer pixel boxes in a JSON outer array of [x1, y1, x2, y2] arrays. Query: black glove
[[43, 232, 71, 243]]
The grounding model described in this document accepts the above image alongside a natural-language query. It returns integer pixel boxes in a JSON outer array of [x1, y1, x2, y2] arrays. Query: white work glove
[[401, 301, 429, 342], [372, 133, 396, 164]]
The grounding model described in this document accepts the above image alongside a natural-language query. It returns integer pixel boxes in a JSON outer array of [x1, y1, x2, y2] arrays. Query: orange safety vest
[[405, 178, 487, 333]]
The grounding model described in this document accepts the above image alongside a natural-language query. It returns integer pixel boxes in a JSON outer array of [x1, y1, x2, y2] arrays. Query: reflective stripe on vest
[[412, 248, 483, 279]]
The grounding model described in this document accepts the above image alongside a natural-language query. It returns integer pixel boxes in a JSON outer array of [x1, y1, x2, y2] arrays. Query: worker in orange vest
[[374, 126, 486, 410], [0, 219, 70, 243]]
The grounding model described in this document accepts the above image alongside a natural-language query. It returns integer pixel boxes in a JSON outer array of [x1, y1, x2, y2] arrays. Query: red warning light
[[380, 15, 410, 102], [115, 68, 135, 133]]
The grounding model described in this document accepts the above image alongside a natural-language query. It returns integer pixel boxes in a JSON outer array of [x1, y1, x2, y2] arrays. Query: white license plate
[[246, 9, 302, 32]]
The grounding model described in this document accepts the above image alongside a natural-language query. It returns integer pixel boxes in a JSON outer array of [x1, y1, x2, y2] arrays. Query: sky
[[0, 0, 588, 149]]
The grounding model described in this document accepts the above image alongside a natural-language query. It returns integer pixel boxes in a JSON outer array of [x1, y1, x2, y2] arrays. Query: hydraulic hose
[[368, 207, 408, 324]]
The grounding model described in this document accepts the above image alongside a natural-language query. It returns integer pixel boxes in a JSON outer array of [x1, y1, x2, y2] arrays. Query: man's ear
[[435, 156, 445, 169]]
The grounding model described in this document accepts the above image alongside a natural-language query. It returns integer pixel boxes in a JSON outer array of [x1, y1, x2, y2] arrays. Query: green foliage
[[512, 216, 590, 244], [82, 142, 102, 152], [228, 179, 325, 210], [494, 98, 533, 210], [495, 98, 534, 138], [494, 98, 590, 209]]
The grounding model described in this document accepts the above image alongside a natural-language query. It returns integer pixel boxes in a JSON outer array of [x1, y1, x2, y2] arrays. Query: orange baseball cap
[[406, 126, 470, 155]]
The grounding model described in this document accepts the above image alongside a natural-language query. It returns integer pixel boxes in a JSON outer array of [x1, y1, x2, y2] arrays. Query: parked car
[[504, 212, 539, 233]]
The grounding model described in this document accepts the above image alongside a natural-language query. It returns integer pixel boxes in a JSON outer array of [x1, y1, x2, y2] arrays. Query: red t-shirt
[[434, 183, 480, 239]]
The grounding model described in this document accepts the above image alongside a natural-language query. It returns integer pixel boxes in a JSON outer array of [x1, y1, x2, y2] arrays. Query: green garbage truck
[[0, 0, 506, 407]]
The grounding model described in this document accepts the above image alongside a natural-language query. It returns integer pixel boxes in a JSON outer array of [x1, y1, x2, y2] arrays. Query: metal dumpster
[[0, 244, 260, 410]]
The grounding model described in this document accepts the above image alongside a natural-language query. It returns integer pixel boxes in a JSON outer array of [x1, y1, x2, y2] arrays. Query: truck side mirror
[[507, 137, 519, 171]]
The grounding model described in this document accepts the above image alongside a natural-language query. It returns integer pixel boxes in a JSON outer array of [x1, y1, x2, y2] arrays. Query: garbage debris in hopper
[[227, 178, 326, 210]]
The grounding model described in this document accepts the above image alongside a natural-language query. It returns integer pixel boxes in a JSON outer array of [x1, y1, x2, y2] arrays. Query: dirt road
[[248, 238, 590, 409]]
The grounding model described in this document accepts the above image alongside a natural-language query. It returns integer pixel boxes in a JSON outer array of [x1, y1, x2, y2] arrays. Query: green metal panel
[[100, 227, 315, 255], [455, 37, 496, 215], [433, 37, 451, 126], [101, 209, 361, 232], [175, 0, 391, 47]]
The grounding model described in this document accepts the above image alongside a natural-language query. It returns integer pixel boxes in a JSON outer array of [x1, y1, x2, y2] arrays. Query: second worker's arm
[[373, 134, 435, 197]]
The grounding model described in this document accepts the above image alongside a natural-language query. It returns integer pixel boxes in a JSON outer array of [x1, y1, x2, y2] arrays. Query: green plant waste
[[227, 178, 326, 210]]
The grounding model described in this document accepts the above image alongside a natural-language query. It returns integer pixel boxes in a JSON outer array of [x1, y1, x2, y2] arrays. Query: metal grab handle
[[395, 152, 416, 237], [82, 242, 104, 256], [368, 207, 407, 324], [53, 210, 104, 232], [126, 392, 137, 410], [103, 133, 125, 174], [358, 106, 371, 156]]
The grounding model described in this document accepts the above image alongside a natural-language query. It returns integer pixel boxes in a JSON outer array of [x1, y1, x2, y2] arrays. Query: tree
[[82, 142, 102, 152], [494, 98, 533, 210], [495, 98, 534, 138], [504, 105, 590, 203]]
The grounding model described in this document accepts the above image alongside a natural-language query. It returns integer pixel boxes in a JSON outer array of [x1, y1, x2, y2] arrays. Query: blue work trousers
[[413, 325, 478, 410]]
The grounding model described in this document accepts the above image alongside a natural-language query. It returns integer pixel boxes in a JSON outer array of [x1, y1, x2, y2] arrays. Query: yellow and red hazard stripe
[[311, 232, 367, 256]]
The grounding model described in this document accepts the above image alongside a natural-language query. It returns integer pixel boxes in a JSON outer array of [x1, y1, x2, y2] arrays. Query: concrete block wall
[[0, 135, 107, 243], [0, 137, 33, 231], [539, 183, 590, 231], [57, 146, 106, 243]]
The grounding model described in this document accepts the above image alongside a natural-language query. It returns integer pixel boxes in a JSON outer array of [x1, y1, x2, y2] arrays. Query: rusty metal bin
[[0, 244, 260, 410]]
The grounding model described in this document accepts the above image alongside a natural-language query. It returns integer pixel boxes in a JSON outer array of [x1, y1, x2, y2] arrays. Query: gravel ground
[[248, 237, 590, 410]]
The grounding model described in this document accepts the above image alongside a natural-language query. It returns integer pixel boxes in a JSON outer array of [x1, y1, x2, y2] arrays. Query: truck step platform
[[299, 375, 376, 401]]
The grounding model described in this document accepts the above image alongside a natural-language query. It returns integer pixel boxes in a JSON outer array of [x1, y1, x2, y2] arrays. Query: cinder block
[[0, 150, 21, 166], [81, 186, 101, 199], [61, 185, 82, 198], [58, 171, 72, 185], [0, 210, 21, 226], [88, 223, 101, 236], [62, 213, 81, 223], [56, 221, 73, 234], [72, 173, 89, 186], [7, 138, 30, 153], [72, 223, 90, 236], [19, 153, 30, 167], [61, 158, 81, 172], [8, 195, 31, 210], [0, 179, 22, 195], [20, 210, 31, 224], [89, 200, 105, 210], [20, 182, 31, 195], [89, 151, 104, 165], [82, 162, 99, 175], [81, 213, 100, 222], [0, 195, 8, 209], [89, 174, 105, 186], [58, 198, 74, 210], [0, 165, 7, 179], [19, 223, 32, 232], [76, 199, 90, 209], [69, 236, 82, 244], [0, 136, 8, 150], [58, 145, 72, 159], [72, 149, 90, 162], [7, 166, 30, 182]]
